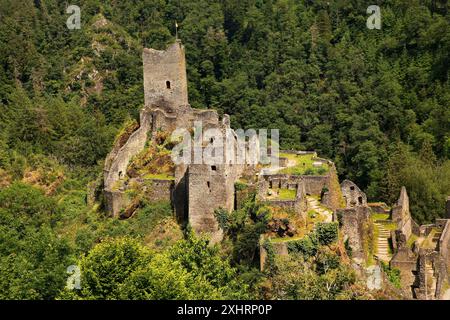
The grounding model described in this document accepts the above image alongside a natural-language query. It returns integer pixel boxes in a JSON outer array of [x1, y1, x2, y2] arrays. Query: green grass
[[143, 173, 175, 180], [279, 153, 329, 176], [384, 223, 397, 231], [372, 213, 390, 221], [267, 188, 296, 200], [270, 235, 304, 243], [406, 234, 418, 248], [277, 188, 296, 200]]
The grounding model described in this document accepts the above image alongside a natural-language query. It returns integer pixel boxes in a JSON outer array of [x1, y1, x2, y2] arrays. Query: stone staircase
[[374, 222, 391, 262]]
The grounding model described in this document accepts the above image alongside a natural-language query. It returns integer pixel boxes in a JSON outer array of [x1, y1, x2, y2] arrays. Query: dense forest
[[0, 0, 449, 299]]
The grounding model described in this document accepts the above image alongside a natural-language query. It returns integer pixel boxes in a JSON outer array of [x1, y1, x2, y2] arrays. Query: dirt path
[[306, 197, 333, 223]]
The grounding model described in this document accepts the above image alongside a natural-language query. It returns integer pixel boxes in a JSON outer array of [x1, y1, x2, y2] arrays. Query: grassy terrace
[[143, 173, 175, 180], [279, 153, 329, 176], [267, 188, 296, 200]]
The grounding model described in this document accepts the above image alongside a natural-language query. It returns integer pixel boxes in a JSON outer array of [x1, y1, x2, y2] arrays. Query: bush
[[287, 233, 319, 257], [316, 222, 339, 245]]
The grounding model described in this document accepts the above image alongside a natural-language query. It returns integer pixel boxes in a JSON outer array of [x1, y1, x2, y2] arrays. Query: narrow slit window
[[166, 81, 171, 89]]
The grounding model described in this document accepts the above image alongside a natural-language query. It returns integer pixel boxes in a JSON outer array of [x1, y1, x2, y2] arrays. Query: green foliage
[[287, 222, 338, 257], [381, 262, 402, 289], [0, 183, 74, 299], [263, 251, 367, 300], [386, 142, 450, 223], [66, 237, 150, 299], [316, 222, 339, 246], [287, 233, 319, 257], [234, 181, 248, 191], [62, 234, 250, 300]]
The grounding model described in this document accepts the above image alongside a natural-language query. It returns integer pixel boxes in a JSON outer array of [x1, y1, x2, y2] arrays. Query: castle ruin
[[102, 41, 450, 298]]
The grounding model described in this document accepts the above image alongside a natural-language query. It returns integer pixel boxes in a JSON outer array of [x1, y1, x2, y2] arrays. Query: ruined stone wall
[[143, 179, 174, 203], [103, 108, 153, 216], [322, 165, 345, 211], [143, 40, 188, 108], [103, 190, 128, 218], [368, 202, 390, 214], [414, 249, 441, 300], [392, 187, 413, 240], [438, 220, 450, 283], [301, 175, 329, 195], [259, 235, 289, 271], [390, 247, 418, 298], [341, 179, 368, 208], [187, 163, 237, 243], [261, 181, 307, 219], [338, 206, 371, 265], [446, 197, 450, 219]]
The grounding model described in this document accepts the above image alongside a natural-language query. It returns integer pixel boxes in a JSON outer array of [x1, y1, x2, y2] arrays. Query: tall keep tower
[[142, 39, 189, 109]]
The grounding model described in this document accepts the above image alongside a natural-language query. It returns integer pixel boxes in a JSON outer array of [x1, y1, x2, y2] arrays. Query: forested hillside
[[0, 0, 449, 299]]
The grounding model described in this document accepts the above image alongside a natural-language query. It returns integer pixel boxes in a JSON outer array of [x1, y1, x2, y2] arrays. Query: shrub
[[316, 222, 339, 245], [287, 233, 319, 257]]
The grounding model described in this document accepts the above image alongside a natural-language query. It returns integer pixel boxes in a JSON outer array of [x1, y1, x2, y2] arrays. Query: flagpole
[[175, 21, 178, 40]]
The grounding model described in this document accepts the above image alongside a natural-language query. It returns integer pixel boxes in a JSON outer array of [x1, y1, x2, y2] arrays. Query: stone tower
[[142, 39, 189, 109]]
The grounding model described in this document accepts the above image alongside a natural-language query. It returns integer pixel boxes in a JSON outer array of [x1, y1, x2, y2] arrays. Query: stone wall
[[103, 107, 153, 194], [341, 179, 367, 208], [266, 181, 307, 218], [143, 178, 174, 203], [338, 206, 371, 265], [301, 175, 329, 195], [392, 187, 413, 240], [368, 202, 390, 214], [259, 235, 289, 271], [390, 247, 418, 298], [187, 163, 238, 243], [103, 190, 128, 218], [143, 40, 188, 108], [438, 219, 450, 283], [446, 196, 450, 219]]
